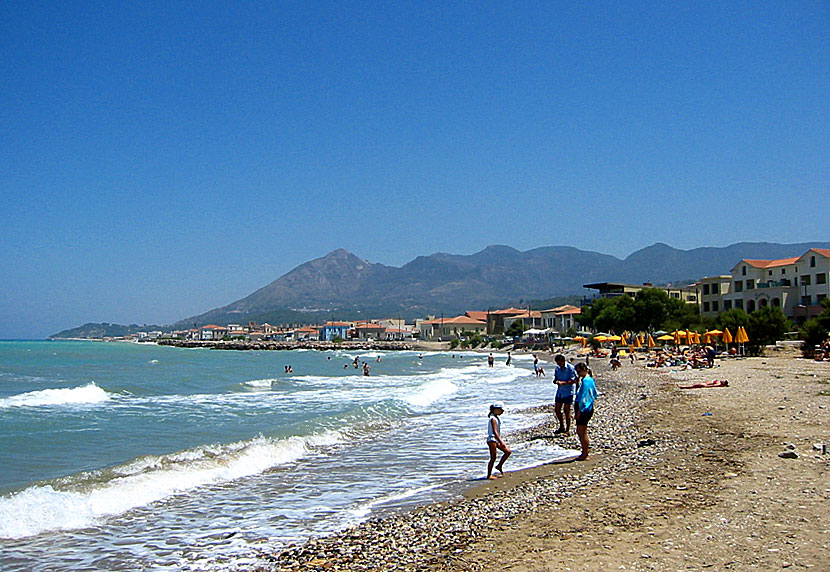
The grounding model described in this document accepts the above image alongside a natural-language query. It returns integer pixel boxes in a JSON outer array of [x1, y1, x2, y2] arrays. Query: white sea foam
[[242, 378, 277, 388], [347, 482, 446, 519], [0, 382, 111, 408], [403, 378, 459, 407], [0, 431, 344, 539]]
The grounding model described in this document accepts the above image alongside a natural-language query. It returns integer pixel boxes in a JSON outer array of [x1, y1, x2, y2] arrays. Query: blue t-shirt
[[575, 375, 597, 411], [554, 362, 577, 397]]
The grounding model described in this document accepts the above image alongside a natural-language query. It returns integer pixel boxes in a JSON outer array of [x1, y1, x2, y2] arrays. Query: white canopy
[[523, 328, 551, 335]]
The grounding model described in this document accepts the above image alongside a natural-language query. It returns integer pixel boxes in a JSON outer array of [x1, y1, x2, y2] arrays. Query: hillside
[[174, 241, 830, 328]]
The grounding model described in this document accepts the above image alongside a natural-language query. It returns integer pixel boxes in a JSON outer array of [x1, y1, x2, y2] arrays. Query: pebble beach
[[253, 348, 829, 571]]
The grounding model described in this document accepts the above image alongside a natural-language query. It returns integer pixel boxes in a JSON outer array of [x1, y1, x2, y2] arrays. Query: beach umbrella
[[647, 334, 656, 347], [694, 331, 702, 344], [736, 326, 750, 343], [620, 332, 629, 345], [722, 328, 733, 344], [706, 329, 723, 336], [594, 335, 608, 343], [606, 335, 622, 342], [633, 335, 642, 349], [657, 334, 674, 341], [673, 330, 682, 345]]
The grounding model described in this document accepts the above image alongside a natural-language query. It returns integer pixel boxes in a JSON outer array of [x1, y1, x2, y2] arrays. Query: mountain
[[50, 323, 168, 339], [175, 241, 830, 327]]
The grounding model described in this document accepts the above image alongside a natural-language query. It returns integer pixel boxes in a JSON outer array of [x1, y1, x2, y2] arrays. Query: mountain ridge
[[173, 240, 830, 328]]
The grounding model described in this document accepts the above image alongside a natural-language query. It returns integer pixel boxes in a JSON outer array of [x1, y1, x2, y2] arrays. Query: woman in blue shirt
[[574, 362, 597, 461]]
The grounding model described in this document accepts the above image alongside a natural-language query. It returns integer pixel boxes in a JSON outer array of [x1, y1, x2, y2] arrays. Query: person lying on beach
[[486, 402, 511, 479], [678, 379, 728, 389], [574, 362, 597, 461]]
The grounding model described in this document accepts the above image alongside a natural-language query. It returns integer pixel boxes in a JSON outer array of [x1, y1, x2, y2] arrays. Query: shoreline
[[252, 351, 829, 571], [255, 355, 653, 570]]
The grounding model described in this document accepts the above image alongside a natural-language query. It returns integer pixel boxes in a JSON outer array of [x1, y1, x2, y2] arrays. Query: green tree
[[799, 298, 830, 357], [505, 321, 526, 337], [747, 306, 791, 349], [632, 289, 669, 332], [717, 308, 750, 333]]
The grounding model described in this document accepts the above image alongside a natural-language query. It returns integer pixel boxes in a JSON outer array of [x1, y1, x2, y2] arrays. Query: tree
[[717, 308, 750, 333], [747, 306, 791, 350], [632, 289, 669, 332], [800, 298, 830, 357], [505, 321, 526, 337]]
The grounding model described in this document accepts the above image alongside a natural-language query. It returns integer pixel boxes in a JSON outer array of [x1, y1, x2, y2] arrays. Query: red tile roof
[[491, 307, 527, 315], [464, 311, 488, 321], [810, 248, 830, 258], [324, 322, 351, 326], [424, 315, 487, 325], [743, 257, 799, 269]]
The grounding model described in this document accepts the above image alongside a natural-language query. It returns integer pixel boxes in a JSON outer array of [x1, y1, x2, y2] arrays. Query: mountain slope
[[176, 241, 830, 327]]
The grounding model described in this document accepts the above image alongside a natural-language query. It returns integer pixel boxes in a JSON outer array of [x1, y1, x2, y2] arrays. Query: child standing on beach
[[486, 402, 511, 479], [574, 363, 598, 461]]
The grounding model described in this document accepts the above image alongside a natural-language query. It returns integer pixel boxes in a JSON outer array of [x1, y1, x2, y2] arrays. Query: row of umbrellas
[[574, 327, 750, 348]]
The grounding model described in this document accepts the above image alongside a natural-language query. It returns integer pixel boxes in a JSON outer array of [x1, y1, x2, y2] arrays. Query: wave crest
[[0, 383, 111, 408]]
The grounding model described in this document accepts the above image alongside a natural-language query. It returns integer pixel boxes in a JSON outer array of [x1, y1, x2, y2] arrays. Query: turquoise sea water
[[0, 341, 572, 571]]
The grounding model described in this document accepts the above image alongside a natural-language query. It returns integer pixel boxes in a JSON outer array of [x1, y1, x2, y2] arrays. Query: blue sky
[[1, 2, 828, 339]]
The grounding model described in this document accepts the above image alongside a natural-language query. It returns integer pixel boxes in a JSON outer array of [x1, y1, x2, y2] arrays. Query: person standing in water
[[574, 362, 597, 461], [486, 402, 511, 479], [488, 353, 495, 367], [553, 354, 577, 435], [505, 351, 512, 366]]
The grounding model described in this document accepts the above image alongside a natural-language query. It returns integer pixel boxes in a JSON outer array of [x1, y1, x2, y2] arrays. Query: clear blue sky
[[2, 2, 828, 339]]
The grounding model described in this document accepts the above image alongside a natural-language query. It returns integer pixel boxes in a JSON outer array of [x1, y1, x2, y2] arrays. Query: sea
[[0, 340, 575, 571]]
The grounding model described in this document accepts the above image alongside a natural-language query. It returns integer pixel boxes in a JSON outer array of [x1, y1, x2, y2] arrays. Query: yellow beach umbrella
[[594, 335, 608, 342], [673, 330, 682, 345], [706, 329, 723, 336], [606, 335, 622, 342], [633, 335, 642, 349], [736, 326, 750, 344], [694, 331, 702, 344], [657, 334, 674, 341], [647, 334, 656, 348], [722, 328, 733, 344], [620, 332, 629, 345]]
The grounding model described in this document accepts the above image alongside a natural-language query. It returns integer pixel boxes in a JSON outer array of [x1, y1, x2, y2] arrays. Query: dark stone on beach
[[778, 450, 798, 459], [637, 438, 656, 448]]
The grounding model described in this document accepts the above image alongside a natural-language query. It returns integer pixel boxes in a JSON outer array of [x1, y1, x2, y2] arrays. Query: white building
[[719, 248, 830, 322]]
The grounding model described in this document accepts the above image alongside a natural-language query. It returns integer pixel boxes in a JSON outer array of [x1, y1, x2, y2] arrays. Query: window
[[810, 256, 816, 268], [817, 273, 827, 285], [735, 299, 744, 309], [742, 266, 747, 275], [768, 270, 773, 276], [712, 301, 719, 312], [818, 294, 827, 302], [781, 269, 786, 275], [703, 302, 710, 312], [703, 284, 710, 295], [746, 280, 755, 290], [802, 295, 812, 305], [724, 300, 732, 310], [734, 281, 743, 292], [802, 275, 811, 286], [713, 283, 720, 294]]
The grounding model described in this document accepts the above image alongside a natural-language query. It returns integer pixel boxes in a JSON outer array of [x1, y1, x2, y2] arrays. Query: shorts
[[555, 395, 573, 405], [575, 407, 594, 426]]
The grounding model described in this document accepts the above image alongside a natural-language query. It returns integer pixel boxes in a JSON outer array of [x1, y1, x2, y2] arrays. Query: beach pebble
[[778, 451, 799, 459]]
